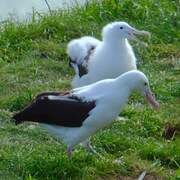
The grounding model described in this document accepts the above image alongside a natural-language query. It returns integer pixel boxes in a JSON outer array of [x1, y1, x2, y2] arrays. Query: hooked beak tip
[[144, 89, 160, 110]]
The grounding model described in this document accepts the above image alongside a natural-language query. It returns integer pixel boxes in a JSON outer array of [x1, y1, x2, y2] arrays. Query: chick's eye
[[144, 82, 147, 86], [120, 26, 123, 29]]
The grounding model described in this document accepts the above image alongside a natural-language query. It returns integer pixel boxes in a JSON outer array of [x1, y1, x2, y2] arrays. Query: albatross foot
[[67, 146, 73, 160], [83, 141, 97, 154]]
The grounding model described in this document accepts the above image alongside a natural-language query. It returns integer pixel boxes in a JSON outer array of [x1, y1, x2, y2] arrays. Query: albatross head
[[119, 70, 160, 109], [102, 21, 150, 44], [67, 40, 87, 65]]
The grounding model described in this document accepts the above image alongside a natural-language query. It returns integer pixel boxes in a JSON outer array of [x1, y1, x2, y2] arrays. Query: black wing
[[13, 93, 96, 127]]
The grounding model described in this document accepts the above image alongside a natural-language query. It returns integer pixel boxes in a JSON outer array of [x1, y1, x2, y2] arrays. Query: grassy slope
[[0, 0, 179, 179]]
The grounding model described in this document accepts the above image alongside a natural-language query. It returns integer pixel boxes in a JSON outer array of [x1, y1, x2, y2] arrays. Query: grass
[[0, 0, 179, 179]]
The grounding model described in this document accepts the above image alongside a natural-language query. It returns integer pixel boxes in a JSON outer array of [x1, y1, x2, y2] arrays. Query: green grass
[[0, 0, 180, 179]]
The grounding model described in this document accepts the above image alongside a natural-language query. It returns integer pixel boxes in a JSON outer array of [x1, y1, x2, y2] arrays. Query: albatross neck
[[103, 37, 128, 49], [115, 72, 139, 94]]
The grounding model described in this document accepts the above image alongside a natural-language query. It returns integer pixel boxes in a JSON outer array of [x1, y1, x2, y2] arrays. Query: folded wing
[[13, 93, 96, 127]]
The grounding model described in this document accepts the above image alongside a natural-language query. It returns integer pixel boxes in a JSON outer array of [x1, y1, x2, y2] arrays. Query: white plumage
[[70, 21, 150, 88]]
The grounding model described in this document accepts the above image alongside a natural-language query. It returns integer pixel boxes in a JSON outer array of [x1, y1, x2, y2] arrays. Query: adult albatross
[[70, 21, 150, 88], [13, 70, 159, 159]]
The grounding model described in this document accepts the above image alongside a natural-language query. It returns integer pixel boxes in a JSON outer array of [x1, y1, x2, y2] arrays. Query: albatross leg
[[82, 139, 97, 154], [67, 146, 73, 160]]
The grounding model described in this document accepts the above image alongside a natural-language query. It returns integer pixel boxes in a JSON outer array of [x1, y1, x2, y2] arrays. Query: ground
[[0, 0, 179, 179]]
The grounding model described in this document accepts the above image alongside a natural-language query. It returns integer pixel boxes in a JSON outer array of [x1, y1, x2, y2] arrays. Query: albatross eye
[[120, 26, 123, 29], [144, 82, 147, 86]]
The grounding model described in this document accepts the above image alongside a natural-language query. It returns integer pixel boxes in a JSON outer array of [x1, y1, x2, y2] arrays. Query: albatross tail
[[13, 111, 25, 125], [12, 104, 34, 125]]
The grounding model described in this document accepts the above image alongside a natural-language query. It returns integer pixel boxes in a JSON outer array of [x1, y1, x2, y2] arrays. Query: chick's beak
[[132, 28, 151, 37], [144, 88, 160, 110]]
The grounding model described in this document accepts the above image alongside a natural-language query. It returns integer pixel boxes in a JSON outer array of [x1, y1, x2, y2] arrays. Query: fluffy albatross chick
[[13, 70, 159, 159], [71, 21, 150, 88], [67, 36, 101, 77]]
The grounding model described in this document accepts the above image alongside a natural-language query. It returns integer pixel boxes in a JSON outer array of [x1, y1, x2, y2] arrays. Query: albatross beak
[[132, 28, 151, 36], [128, 27, 151, 47], [144, 88, 160, 110]]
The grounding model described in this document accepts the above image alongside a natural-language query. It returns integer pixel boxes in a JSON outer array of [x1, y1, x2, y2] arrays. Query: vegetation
[[0, 0, 179, 179]]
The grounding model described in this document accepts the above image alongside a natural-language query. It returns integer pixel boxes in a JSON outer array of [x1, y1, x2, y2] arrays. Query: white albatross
[[71, 21, 150, 88], [67, 36, 101, 77], [13, 70, 159, 159]]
